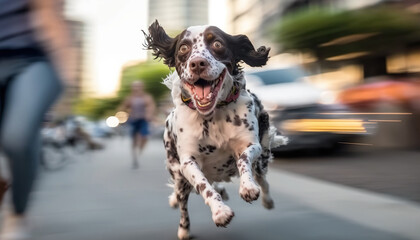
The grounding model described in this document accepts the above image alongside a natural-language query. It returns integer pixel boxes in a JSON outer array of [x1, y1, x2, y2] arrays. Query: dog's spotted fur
[[144, 20, 287, 240]]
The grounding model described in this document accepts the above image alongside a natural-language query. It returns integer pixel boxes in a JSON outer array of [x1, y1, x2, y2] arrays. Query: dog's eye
[[179, 44, 190, 54], [212, 41, 223, 49]]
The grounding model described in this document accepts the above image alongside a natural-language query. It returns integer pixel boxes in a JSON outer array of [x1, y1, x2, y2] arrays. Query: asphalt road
[[1, 137, 420, 240], [272, 147, 420, 203]]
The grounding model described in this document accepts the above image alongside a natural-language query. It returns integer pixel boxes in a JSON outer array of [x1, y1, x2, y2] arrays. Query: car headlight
[[319, 91, 337, 105], [280, 118, 366, 134]]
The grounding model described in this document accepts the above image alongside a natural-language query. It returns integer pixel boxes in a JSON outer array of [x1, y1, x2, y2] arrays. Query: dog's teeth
[[212, 80, 219, 90], [197, 101, 211, 107]]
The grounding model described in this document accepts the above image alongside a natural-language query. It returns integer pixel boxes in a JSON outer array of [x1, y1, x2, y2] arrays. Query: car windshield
[[247, 67, 307, 85]]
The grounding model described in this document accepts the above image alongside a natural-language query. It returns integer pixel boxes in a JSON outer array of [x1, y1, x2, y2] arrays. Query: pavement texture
[[272, 148, 420, 203], [0, 136, 419, 240]]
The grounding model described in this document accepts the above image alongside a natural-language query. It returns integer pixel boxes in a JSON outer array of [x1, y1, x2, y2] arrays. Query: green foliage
[[117, 61, 172, 101], [270, 7, 420, 59], [74, 61, 172, 120], [73, 97, 121, 120]]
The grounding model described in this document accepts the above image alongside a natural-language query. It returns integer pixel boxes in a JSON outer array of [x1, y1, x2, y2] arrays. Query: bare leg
[[132, 135, 148, 168], [131, 134, 139, 168], [138, 135, 148, 150]]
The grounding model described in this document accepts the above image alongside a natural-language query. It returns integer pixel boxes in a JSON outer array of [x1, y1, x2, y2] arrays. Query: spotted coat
[[145, 21, 288, 240]]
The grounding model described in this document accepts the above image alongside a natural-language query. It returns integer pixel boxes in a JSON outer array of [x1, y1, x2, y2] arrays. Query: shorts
[[129, 118, 149, 137]]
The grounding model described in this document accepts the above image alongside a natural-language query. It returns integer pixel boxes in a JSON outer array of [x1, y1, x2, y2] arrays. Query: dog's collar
[[181, 84, 240, 110]]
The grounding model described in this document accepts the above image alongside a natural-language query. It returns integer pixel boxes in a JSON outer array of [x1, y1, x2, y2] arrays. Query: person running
[[120, 81, 155, 168], [0, 0, 75, 238]]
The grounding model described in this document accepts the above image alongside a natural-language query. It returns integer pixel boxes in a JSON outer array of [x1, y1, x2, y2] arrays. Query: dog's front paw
[[212, 204, 234, 227], [239, 181, 260, 202]]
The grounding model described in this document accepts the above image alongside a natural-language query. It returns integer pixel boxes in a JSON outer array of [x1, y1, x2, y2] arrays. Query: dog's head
[[144, 20, 270, 116]]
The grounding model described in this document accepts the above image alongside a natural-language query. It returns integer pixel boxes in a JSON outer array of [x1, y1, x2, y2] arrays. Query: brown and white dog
[[144, 20, 287, 240]]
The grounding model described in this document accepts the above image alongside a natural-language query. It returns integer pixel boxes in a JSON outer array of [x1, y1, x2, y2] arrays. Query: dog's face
[[144, 21, 270, 115]]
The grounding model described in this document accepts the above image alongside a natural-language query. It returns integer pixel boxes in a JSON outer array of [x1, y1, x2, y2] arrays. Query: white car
[[246, 67, 322, 109]]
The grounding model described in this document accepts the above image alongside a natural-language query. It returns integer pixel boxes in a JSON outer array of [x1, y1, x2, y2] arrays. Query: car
[[338, 78, 420, 149], [245, 67, 370, 152]]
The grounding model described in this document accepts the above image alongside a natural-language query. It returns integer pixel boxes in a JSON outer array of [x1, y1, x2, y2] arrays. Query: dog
[[144, 20, 288, 240]]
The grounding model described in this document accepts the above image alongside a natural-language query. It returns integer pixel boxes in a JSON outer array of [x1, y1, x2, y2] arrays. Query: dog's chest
[[168, 99, 258, 182], [195, 130, 238, 182]]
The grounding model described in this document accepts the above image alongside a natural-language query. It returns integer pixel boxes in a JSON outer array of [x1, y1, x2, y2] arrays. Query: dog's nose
[[189, 57, 208, 75]]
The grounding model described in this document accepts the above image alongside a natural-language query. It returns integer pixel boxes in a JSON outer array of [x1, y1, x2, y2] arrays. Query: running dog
[[144, 20, 287, 240]]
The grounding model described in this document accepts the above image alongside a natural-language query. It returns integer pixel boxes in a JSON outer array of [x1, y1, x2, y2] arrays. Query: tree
[[74, 61, 172, 120], [270, 6, 420, 76]]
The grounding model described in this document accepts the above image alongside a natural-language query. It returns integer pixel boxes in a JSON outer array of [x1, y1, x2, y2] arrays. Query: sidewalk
[[268, 169, 420, 240], [1, 136, 419, 240]]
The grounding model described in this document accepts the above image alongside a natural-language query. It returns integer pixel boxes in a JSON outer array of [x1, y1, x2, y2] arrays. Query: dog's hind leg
[[164, 122, 182, 209], [174, 177, 192, 240], [168, 191, 178, 208], [253, 110, 277, 209], [254, 173, 274, 209], [253, 144, 274, 209], [213, 182, 229, 201]]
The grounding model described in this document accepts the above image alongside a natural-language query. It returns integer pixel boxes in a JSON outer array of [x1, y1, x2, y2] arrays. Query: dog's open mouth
[[186, 69, 226, 112]]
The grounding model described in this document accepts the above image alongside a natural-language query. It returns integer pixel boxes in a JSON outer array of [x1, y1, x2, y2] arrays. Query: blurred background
[[55, 0, 420, 152], [2, 0, 420, 239]]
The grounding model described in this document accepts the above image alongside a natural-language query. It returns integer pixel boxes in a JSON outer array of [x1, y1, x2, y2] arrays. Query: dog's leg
[[169, 191, 178, 208], [174, 177, 192, 240], [236, 143, 262, 202], [254, 174, 274, 209], [181, 156, 234, 227], [164, 123, 181, 209], [213, 182, 229, 201]]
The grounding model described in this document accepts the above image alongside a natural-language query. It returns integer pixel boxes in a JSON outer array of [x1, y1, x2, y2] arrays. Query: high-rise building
[[148, 0, 209, 34]]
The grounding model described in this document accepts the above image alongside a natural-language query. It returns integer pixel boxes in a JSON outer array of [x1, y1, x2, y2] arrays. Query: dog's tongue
[[196, 85, 212, 100]]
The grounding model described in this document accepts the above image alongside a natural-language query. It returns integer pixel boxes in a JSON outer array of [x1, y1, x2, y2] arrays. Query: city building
[[227, 0, 420, 88], [52, 19, 85, 117], [148, 0, 209, 34]]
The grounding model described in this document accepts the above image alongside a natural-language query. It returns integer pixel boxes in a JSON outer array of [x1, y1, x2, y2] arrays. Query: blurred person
[[120, 81, 155, 168], [0, 0, 76, 239], [64, 117, 102, 151]]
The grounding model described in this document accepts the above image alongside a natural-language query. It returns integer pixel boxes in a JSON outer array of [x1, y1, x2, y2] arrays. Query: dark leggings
[[0, 61, 62, 214]]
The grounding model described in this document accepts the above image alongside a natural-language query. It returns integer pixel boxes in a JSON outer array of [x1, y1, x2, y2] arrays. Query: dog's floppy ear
[[232, 34, 270, 67], [143, 20, 178, 67]]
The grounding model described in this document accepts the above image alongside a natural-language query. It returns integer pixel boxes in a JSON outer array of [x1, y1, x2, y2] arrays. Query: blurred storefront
[[227, 0, 420, 149], [228, 0, 420, 87], [51, 19, 85, 118]]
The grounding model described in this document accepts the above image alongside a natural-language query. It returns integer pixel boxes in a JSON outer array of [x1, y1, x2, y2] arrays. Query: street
[[2, 136, 420, 240], [273, 148, 420, 203]]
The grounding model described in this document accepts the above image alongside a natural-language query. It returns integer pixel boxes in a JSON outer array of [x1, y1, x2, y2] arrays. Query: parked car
[[245, 67, 370, 152]]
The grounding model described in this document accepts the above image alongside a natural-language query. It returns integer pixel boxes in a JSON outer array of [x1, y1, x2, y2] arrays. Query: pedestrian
[[0, 0, 76, 239], [120, 81, 156, 168]]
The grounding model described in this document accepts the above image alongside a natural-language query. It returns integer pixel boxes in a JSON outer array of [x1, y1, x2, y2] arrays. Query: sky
[[66, 0, 227, 96]]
